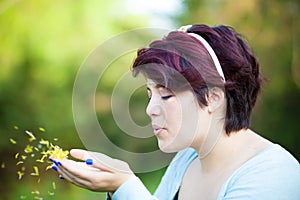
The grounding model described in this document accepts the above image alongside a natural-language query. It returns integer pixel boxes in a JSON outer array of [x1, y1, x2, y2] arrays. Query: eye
[[161, 95, 173, 100], [147, 89, 152, 99], [158, 87, 174, 100]]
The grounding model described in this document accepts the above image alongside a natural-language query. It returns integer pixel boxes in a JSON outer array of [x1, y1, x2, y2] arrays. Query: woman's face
[[146, 79, 211, 153]]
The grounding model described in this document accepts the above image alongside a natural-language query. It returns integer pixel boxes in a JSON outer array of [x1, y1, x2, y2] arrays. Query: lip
[[152, 124, 165, 136]]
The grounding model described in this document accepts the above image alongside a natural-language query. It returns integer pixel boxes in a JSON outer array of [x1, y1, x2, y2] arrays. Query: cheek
[[164, 101, 182, 128], [178, 99, 207, 148], [166, 98, 199, 136], [181, 103, 201, 136], [163, 101, 200, 152]]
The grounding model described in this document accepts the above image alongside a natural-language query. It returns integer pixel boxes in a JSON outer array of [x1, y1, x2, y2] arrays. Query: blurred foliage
[[0, 0, 299, 199], [0, 0, 151, 199]]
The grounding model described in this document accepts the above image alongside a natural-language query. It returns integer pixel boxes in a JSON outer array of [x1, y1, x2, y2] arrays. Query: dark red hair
[[132, 24, 264, 134]]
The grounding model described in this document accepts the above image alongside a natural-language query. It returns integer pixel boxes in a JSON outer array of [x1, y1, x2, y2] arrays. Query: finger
[[70, 149, 132, 174], [70, 149, 90, 161], [55, 159, 96, 186], [69, 149, 109, 171], [59, 159, 99, 177], [56, 159, 115, 191], [70, 149, 117, 172], [56, 167, 91, 190], [53, 160, 79, 183], [91, 158, 132, 174], [71, 149, 114, 164]]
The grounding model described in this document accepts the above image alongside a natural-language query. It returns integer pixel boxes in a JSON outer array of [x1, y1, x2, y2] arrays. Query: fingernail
[[85, 158, 93, 165], [49, 158, 54, 162], [51, 159, 58, 166], [51, 166, 58, 172], [59, 175, 64, 180], [51, 160, 62, 166]]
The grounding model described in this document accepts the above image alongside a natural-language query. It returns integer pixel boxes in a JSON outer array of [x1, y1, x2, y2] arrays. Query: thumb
[[70, 149, 115, 164], [70, 149, 132, 174], [70, 149, 113, 172], [70, 149, 90, 161]]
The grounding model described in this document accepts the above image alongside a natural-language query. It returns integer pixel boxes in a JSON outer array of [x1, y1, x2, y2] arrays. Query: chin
[[160, 148, 177, 153], [158, 142, 185, 153]]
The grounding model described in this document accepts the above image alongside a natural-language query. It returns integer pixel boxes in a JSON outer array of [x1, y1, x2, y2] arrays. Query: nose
[[146, 97, 161, 117]]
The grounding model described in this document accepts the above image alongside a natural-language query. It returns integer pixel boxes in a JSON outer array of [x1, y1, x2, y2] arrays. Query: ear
[[207, 87, 225, 113]]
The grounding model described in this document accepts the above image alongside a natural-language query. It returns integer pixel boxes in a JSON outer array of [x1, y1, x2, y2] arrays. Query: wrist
[[115, 174, 135, 191]]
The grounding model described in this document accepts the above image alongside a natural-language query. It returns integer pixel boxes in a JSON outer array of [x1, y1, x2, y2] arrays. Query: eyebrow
[[146, 84, 166, 91]]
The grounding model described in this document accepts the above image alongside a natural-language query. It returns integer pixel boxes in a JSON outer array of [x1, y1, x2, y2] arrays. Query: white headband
[[178, 25, 226, 82]]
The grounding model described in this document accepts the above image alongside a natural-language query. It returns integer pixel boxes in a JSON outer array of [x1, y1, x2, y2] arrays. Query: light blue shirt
[[110, 144, 300, 200]]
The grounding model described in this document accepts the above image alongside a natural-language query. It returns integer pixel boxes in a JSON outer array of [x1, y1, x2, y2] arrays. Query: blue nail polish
[[49, 158, 54, 162], [59, 175, 64, 180], [57, 161, 62, 166], [52, 160, 58, 166], [51, 166, 58, 172], [85, 159, 93, 165]]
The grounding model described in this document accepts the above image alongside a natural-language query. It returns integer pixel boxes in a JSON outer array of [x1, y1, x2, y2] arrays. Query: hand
[[52, 149, 134, 192]]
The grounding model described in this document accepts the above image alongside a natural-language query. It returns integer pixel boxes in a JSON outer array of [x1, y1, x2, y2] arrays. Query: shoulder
[[219, 144, 300, 200]]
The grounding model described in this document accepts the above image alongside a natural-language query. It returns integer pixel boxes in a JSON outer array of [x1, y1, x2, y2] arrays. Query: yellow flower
[[45, 165, 52, 171], [30, 166, 39, 176], [25, 130, 36, 142], [9, 127, 69, 198], [38, 127, 45, 132], [17, 171, 24, 180], [31, 190, 40, 195], [48, 145, 69, 160], [15, 153, 20, 159], [39, 138, 50, 148], [24, 145, 33, 154], [36, 155, 47, 163], [21, 155, 27, 160], [52, 182, 56, 190], [16, 161, 24, 166], [9, 138, 17, 144], [48, 191, 55, 196]]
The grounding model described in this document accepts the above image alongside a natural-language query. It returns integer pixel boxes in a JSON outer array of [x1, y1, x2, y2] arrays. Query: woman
[[53, 24, 300, 199]]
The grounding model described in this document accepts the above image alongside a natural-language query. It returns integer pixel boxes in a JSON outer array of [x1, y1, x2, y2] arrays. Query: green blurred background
[[0, 0, 299, 199]]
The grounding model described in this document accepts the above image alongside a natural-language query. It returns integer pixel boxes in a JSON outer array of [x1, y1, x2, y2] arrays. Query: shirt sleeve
[[111, 176, 158, 200]]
